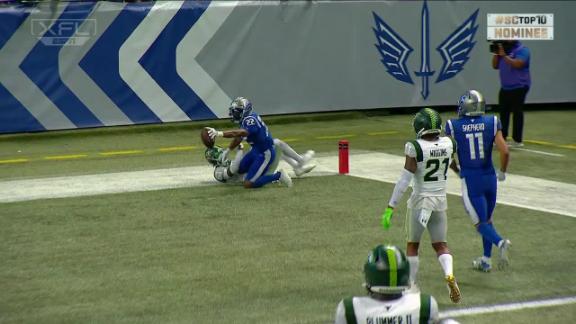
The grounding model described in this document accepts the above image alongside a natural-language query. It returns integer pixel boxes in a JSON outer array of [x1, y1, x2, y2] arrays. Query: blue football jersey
[[241, 112, 274, 152], [445, 115, 501, 177]]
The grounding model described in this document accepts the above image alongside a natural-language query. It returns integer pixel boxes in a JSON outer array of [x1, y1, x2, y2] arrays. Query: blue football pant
[[461, 173, 503, 257]]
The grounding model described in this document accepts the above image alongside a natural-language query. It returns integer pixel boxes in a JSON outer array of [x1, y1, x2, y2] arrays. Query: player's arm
[[449, 159, 460, 174], [390, 156, 417, 208], [222, 129, 248, 138], [227, 136, 244, 150], [494, 130, 509, 179], [492, 53, 500, 69], [382, 152, 416, 229]]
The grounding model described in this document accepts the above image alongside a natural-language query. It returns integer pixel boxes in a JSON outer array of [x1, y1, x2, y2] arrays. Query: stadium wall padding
[[0, 0, 574, 133]]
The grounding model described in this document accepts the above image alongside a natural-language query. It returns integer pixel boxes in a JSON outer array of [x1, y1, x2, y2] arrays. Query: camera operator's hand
[[497, 43, 506, 57]]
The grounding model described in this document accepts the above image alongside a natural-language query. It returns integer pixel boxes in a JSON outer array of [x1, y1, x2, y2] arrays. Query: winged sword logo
[[372, 1, 479, 99]]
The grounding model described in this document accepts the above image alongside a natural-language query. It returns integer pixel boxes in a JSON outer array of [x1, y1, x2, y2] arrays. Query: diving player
[[334, 245, 439, 324], [445, 90, 511, 272], [206, 97, 292, 189], [381, 108, 461, 304]]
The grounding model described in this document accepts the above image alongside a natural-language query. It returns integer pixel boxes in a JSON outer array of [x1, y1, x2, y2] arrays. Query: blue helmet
[[458, 90, 485, 117], [229, 97, 253, 124]]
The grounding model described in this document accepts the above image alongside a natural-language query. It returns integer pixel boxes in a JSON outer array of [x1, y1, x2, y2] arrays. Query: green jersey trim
[[343, 297, 358, 324], [410, 140, 424, 162]]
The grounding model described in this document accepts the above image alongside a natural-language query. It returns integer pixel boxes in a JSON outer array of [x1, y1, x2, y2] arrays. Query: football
[[200, 127, 215, 148]]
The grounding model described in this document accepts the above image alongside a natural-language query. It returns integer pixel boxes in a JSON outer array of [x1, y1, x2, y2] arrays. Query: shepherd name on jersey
[[241, 113, 274, 153], [334, 293, 438, 324], [445, 115, 500, 177], [405, 137, 454, 198]]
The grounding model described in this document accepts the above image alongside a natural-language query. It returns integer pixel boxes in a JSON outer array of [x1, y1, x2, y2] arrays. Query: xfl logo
[[31, 19, 97, 46]]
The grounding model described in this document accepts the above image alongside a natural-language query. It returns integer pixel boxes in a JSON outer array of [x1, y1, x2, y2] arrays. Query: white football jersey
[[334, 293, 438, 324], [405, 136, 455, 198]]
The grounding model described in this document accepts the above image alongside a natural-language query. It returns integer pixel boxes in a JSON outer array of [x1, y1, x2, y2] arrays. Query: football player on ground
[[381, 108, 461, 304], [204, 144, 246, 183], [206, 97, 292, 189], [334, 245, 440, 324], [445, 90, 511, 272]]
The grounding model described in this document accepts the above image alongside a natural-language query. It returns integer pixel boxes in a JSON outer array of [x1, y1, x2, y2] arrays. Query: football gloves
[[206, 127, 223, 140], [381, 207, 394, 230]]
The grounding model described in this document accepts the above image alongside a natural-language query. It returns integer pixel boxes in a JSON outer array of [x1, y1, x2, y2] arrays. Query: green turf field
[[0, 109, 575, 323]]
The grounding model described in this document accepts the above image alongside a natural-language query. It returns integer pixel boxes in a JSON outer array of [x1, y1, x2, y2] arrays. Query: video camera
[[489, 40, 515, 55]]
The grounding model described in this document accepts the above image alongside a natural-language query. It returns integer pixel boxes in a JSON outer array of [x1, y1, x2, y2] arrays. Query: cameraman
[[491, 40, 530, 147]]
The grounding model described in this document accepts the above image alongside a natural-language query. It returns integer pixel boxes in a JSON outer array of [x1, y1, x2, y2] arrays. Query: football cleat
[[497, 239, 511, 270], [445, 275, 461, 304], [301, 150, 315, 164], [279, 169, 293, 187], [294, 163, 316, 177], [472, 257, 492, 272]]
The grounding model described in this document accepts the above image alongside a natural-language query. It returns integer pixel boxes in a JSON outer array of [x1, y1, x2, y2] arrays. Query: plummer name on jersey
[[462, 123, 486, 132], [430, 148, 448, 157], [367, 314, 412, 324]]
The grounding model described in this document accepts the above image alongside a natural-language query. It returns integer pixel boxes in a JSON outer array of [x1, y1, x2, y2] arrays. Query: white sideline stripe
[[176, 1, 237, 118], [1, 151, 575, 220], [439, 296, 576, 319], [0, 3, 75, 130], [513, 147, 565, 157], [343, 152, 576, 218], [60, 1, 133, 126], [119, 1, 190, 122]]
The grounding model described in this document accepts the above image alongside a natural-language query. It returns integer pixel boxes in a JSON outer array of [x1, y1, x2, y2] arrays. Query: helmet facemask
[[229, 97, 253, 124]]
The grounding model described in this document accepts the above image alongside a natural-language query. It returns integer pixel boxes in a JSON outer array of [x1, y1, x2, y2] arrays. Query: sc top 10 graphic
[[487, 14, 554, 40]]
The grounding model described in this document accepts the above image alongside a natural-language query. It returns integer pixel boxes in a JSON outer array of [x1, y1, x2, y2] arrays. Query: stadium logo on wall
[[372, 2, 479, 99]]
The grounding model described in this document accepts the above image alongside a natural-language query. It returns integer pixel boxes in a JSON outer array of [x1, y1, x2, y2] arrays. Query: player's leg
[[510, 87, 528, 144], [485, 174, 512, 269], [498, 88, 512, 141], [228, 145, 245, 175], [429, 210, 461, 303], [238, 149, 256, 175], [244, 149, 289, 188], [274, 139, 315, 176], [462, 177, 500, 271], [406, 208, 426, 289]]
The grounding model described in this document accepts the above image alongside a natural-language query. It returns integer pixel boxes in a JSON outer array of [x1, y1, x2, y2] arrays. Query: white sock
[[438, 254, 453, 277], [407, 256, 419, 284], [481, 256, 491, 264]]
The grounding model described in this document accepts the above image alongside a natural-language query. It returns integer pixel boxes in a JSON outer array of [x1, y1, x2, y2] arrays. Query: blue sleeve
[[516, 47, 530, 62], [495, 116, 502, 131]]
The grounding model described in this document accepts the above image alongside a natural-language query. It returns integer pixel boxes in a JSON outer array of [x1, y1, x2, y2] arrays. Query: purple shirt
[[498, 42, 531, 90]]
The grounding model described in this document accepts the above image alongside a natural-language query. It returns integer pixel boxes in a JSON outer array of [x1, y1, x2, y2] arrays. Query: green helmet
[[413, 107, 442, 138], [364, 245, 410, 294], [204, 146, 224, 167]]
